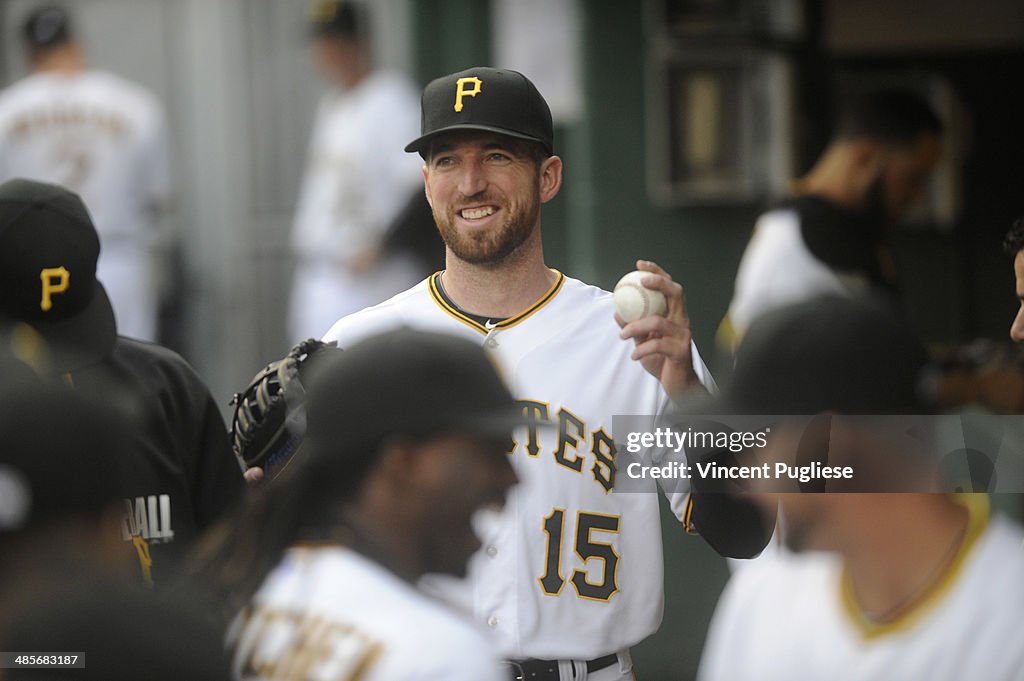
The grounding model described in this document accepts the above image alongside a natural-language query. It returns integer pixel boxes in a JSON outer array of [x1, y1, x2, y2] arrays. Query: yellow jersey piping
[[428, 270, 566, 335], [839, 494, 990, 639]]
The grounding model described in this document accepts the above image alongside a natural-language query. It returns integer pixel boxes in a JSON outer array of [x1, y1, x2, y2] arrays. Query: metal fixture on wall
[[644, 0, 802, 206]]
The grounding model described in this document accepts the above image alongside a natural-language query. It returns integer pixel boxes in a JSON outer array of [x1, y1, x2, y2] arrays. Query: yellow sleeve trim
[[682, 493, 698, 534]]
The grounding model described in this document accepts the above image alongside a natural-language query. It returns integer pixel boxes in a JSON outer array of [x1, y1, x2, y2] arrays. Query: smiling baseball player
[[310, 67, 773, 680]]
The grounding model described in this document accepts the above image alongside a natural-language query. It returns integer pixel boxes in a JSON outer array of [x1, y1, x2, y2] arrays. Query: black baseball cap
[[0, 179, 116, 373], [22, 5, 73, 50], [307, 0, 363, 40], [405, 67, 554, 157], [684, 295, 931, 417], [304, 328, 528, 460]]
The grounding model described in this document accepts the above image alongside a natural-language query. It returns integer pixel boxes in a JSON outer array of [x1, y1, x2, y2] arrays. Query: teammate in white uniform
[[696, 296, 1024, 680], [216, 329, 519, 680], [232, 546, 502, 681], [719, 90, 943, 349], [287, 1, 424, 341], [700, 498, 1024, 681], [320, 67, 773, 680], [0, 6, 171, 341]]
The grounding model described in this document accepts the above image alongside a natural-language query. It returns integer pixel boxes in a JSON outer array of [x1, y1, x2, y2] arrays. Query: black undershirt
[[433, 273, 509, 327]]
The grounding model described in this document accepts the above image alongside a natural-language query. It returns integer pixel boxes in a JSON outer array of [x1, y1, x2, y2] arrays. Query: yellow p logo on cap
[[454, 76, 482, 112], [40, 266, 70, 312]]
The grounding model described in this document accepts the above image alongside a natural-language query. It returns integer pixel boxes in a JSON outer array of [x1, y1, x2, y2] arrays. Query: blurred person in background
[[697, 296, 1024, 681], [0, 4, 172, 342], [287, 0, 425, 342], [719, 89, 943, 350]]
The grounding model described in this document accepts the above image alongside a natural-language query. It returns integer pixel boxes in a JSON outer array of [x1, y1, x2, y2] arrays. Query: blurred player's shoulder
[[699, 551, 839, 681], [322, 277, 434, 345], [364, 68, 419, 101], [102, 336, 215, 400], [963, 512, 1024, 605], [719, 544, 838, 612], [111, 335, 197, 370]]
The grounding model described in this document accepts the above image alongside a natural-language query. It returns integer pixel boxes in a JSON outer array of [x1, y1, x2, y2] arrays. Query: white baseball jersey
[[699, 499, 1024, 681], [230, 545, 504, 681], [0, 69, 171, 341], [323, 271, 716, 662], [721, 197, 891, 348], [725, 209, 850, 343], [288, 70, 424, 342]]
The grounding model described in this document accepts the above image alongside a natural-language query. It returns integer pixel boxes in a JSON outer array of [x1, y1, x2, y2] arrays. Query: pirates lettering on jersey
[[234, 607, 383, 681], [512, 400, 549, 457], [513, 399, 617, 493]]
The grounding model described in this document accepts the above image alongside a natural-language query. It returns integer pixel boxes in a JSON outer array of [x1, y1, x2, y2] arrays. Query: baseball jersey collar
[[838, 494, 990, 639], [427, 269, 565, 335]]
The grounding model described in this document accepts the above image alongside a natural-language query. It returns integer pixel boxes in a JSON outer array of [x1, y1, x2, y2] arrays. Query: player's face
[[311, 37, 362, 88], [407, 433, 517, 577], [423, 132, 561, 265], [874, 133, 942, 223], [1011, 251, 1024, 343]]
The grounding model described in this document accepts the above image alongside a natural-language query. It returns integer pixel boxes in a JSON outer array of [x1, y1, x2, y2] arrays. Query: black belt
[[506, 653, 618, 680]]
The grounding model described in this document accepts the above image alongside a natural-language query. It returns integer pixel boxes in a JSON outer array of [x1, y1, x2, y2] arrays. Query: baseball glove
[[229, 338, 339, 480]]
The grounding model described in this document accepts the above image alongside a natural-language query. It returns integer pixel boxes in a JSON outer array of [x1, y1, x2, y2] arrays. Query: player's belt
[[505, 653, 618, 680]]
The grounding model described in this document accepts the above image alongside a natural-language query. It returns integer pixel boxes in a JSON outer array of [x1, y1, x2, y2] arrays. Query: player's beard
[[433, 189, 540, 265]]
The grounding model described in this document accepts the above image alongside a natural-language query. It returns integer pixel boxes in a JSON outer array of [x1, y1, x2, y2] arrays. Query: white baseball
[[613, 270, 667, 322]]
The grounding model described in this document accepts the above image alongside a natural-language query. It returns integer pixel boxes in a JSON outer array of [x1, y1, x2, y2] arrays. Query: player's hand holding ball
[[614, 270, 668, 322], [615, 260, 705, 402]]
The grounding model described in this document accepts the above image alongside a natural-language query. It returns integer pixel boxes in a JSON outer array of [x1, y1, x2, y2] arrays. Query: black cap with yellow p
[[0, 179, 116, 372], [404, 67, 553, 158]]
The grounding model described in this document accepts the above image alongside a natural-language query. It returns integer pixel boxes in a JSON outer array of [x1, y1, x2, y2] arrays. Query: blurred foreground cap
[[304, 327, 524, 462]]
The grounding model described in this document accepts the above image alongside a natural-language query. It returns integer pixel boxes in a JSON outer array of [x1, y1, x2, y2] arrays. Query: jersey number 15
[[539, 508, 620, 602]]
